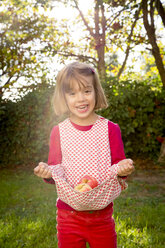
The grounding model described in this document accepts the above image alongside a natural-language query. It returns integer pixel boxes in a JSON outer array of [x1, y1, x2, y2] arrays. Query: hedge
[[99, 77, 165, 158], [0, 78, 164, 167], [0, 84, 57, 167]]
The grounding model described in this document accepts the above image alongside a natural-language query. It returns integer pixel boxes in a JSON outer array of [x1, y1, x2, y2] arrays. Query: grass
[[0, 166, 164, 248]]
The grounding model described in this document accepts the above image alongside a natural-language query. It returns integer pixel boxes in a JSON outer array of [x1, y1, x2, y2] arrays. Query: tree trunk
[[74, 0, 106, 81], [142, 0, 165, 88], [158, 141, 165, 163], [94, 1, 106, 82], [155, 0, 165, 27], [96, 44, 105, 82]]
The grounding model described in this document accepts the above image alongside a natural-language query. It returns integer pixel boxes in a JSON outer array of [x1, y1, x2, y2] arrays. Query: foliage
[[64, 0, 165, 83], [99, 77, 165, 158], [0, 167, 164, 247], [0, 83, 58, 167], [0, 77, 164, 167], [0, 0, 65, 98], [1, 0, 165, 101]]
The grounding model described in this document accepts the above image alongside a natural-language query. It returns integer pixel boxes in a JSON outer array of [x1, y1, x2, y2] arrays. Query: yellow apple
[[74, 183, 92, 192], [78, 175, 98, 189]]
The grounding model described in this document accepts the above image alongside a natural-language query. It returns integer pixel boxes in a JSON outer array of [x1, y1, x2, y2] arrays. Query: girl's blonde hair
[[52, 62, 108, 116]]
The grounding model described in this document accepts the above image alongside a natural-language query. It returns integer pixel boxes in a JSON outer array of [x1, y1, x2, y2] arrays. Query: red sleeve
[[108, 121, 126, 164], [108, 121, 127, 179], [48, 125, 62, 165], [44, 125, 62, 184]]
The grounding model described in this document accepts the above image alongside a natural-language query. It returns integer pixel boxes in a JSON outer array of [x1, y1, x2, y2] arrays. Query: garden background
[[0, 0, 165, 247]]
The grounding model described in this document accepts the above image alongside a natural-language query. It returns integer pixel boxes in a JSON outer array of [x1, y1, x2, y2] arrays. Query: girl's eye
[[69, 92, 75, 96], [85, 90, 91, 94]]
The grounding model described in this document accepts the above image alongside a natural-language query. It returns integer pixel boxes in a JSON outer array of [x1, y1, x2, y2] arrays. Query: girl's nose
[[77, 92, 85, 101]]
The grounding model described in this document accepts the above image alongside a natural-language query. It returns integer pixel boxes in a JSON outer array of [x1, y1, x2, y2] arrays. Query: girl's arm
[[108, 121, 126, 165], [45, 125, 63, 184], [34, 125, 62, 184], [108, 121, 134, 177]]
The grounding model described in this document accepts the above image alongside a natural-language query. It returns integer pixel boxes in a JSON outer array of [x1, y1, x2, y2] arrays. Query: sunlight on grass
[[116, 217, 152, 248], [0, 214, 58, 248]]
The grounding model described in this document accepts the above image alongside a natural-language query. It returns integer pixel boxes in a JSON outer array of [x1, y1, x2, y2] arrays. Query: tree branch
[[57, 50, 97, 65], [101, 3, 106, 44], [117, 4, 142, 79], [94, 2, 100, 40], [2, 75, 14, 89], [73, 0, 95, 38], [150, 0, 155, 28], [106, 7, 125, 29], [142, 0, 165, 87], [155, 0, 165, 27]]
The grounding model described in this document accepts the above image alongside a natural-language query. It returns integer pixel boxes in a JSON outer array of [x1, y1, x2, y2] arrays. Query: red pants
[[56, 205, 117, 248]]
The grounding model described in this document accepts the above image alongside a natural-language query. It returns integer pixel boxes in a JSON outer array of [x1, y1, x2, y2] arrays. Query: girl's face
[[64, 75, 97, 125]]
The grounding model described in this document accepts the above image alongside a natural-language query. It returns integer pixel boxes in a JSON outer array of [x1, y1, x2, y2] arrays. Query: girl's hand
[[34, 162, 52, 178], [117, 159, 135, 176]]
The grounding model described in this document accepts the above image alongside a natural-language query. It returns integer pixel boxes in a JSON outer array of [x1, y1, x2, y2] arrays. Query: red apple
[[74, 183, 92, 192], [78, 175, 98, 189]]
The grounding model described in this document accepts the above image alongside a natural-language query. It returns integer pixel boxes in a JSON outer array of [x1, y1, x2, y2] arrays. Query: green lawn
[[0, 166, 164, 248]]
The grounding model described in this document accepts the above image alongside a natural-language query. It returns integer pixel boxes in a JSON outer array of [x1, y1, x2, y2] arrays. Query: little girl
[[34, 62, 134, 248]]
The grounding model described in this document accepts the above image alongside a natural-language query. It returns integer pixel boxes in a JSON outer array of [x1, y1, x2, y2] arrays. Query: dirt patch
[[127, 157, 165, 183], [129, 169, 165, 183], [125, 168, 165, 198]]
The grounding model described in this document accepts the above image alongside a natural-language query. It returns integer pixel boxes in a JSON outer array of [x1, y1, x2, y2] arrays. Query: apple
[[78, 175, 98, 189], [74, 183, 92, 192]]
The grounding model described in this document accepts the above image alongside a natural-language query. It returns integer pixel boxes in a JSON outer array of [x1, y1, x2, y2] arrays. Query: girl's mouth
[[76, 105, 88, 113]]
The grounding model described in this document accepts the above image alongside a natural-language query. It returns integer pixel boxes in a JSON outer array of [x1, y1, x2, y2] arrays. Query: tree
[[0, 0, 63, 98], [142, 0, 165, 88], [117, 2, 142, 79], [1, 0, 164, 97], [61, 0, 165, 85], [72, 0, 106, 80], [64, 0, 144, 81]]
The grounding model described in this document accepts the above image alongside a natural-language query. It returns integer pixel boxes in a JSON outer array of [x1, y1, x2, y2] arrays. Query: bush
[[0, 84, 58, 167], [0, 78, 164, 167], [99, 77, 165, 159]]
